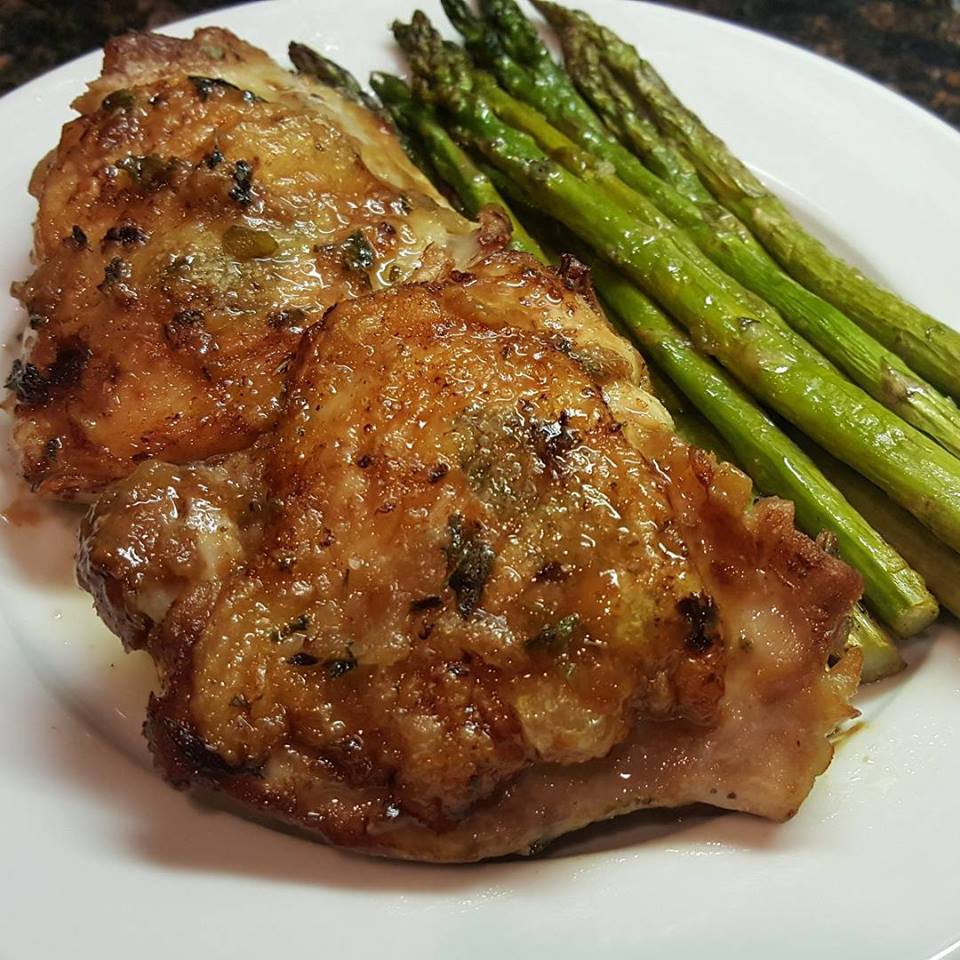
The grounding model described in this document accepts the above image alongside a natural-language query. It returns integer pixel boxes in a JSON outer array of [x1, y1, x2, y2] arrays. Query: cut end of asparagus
[[879, 588, 939, 638], [847, 605, 905, 683]]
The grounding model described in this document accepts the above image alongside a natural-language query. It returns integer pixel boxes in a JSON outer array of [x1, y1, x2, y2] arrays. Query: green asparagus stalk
[[396, 22, 960, 563], [413, 12, 822, 335], [648, 323, 949, 625], [477, 0, 561, 80], [534, 0, 960, 401], [646, 366, 737, 466], [845, 607, 905, 683], [441, 0, 605, 137], [463, 71, 815, 339], [480, 0, 709, 206], [552, 42, 713, 205], [364, 64, 911, 670], [448, 0, 742, 226], [448, 1, 960, 459], [646, 302, 960, 623], [442, 0, 707, 215], [487, 73, 960, 458]]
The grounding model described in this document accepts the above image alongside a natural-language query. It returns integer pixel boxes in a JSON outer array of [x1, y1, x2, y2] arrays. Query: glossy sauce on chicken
[[11, 28, 484, 498]]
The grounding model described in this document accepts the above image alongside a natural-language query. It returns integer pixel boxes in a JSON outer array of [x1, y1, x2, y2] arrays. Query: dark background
[[0, 0, 957, 128]]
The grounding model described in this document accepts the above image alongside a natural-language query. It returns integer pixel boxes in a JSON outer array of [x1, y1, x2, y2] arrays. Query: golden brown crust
[[80, 253, 861, 861], [76, 452, 264, 650], [11, 28, 481, 499]]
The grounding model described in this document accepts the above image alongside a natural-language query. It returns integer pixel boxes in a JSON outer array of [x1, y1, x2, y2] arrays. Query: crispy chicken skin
[[10, 28, 485, 499], [79, 253, 861, 861]]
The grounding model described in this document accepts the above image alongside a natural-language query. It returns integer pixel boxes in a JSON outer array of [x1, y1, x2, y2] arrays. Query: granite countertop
[[0, 0, 957, 128]]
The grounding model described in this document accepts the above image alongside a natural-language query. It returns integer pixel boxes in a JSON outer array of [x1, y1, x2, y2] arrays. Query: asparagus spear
[[446, 1, 960, 459], [447, 0, 709, 200], [591, 250, 907, 673], [442, 0, 715, 220], [457, 69, 814, 340], [547, 30, 708, 200], [396, 22, 960, 562], [419, 13, 866, 366], [643, 298, 960, 623], [550, 42, 713, 205], [418, 12, 792, 300], [646, 365, 736, 465], [589, 255, 937, 635], [534, 0, 960, 401], [441, 0, 605, 137]]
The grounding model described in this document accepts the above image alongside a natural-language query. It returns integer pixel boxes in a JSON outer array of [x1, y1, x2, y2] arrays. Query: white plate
[[1, 1, 959, 957]]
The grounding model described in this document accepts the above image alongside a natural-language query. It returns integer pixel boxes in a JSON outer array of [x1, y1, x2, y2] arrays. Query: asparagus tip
[[529, 0, 565, 28], [441, 0, 480, 27]]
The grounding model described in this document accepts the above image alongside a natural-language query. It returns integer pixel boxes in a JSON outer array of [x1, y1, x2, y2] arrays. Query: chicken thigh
[[79, 252, 861, 861], [10, 27, 485, 498]]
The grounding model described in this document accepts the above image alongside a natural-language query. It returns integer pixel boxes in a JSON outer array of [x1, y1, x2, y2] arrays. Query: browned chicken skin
[[10, 28, 484, 499], [79, 252, 861, 861]]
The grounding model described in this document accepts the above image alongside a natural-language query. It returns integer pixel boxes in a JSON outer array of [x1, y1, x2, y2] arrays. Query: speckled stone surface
[[0, 0, 957, 127]]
